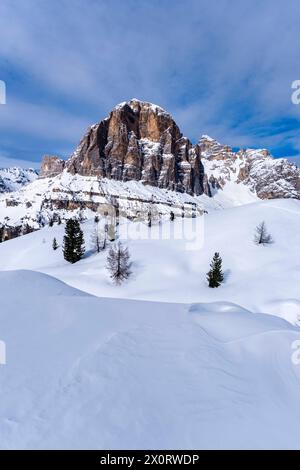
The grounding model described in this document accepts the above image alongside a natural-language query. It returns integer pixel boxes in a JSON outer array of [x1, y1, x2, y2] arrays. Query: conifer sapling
[[207, 252, 224, 288], [52, 237, 58, 251]]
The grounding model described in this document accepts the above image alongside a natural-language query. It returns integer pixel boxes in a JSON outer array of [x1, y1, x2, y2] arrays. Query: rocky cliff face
[[65, 99, 209, 196], [40, 156, 65, 178]]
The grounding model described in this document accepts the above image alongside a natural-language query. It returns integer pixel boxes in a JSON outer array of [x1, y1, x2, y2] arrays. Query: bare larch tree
[[106, 242, 132, 284], [254, 221, 273, 245]]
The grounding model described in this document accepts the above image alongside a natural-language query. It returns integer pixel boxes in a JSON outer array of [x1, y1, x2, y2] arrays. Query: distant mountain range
[[0, 167, 38, 193]]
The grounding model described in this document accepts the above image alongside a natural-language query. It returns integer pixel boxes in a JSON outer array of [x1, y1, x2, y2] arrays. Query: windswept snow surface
[[1, 270, 300, 449]]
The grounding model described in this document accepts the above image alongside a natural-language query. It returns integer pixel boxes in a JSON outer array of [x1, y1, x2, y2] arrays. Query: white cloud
[[1, 0, 300, 157]]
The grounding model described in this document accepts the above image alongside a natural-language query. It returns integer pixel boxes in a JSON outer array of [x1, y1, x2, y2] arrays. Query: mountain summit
[[40, 99, 209, 196], [1, 99, 300, 241], [40, 98, 300, 201]]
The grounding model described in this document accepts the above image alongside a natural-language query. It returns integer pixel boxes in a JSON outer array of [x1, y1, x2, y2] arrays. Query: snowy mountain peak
[[0, 167, 38, 193], [0, 100, 300, 241], [114, 98, 169, 116]]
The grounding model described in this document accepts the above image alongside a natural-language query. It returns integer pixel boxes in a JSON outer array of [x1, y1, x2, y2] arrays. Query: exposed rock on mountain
[[40, 156, 65, 178], [66, 99, 208, 196], [0, 99, 300, 242]]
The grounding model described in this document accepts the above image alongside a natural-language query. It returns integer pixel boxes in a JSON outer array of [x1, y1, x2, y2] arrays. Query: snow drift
[[0, 270, 300, 449]]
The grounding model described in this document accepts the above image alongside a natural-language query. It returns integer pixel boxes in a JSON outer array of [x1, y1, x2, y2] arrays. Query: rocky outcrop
[[0, 223, 36, 242], [66, 99, 208, 196], [40, 156, 65, 178], [236, 149, 300, 199]]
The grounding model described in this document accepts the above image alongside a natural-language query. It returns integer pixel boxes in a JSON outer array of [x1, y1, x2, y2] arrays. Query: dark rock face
[[66, 99, 208, 195], [40, 156, 65, 178], [0, 224, 35, 242]]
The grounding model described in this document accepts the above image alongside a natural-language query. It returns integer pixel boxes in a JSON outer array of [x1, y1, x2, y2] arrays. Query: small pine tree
[[63, 219, 85, 263], [106, 242, 132, 284], [207, 252, 224, 288], [254, 221, 273, 245], [52, 237, 58, 250], [170, 211, 175, 221]]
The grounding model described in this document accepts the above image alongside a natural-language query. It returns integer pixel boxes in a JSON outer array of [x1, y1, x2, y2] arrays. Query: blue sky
[[0, 0, 300, 168]]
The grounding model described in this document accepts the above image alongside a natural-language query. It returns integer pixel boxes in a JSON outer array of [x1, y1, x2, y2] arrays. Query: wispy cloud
[[0, 152, 39, 169], [0, 0, 300, 165]]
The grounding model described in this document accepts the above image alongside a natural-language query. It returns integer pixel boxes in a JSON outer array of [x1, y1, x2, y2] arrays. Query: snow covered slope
[[1, 270, 300, 449], [0, 170, 204, 230], [0, 167, 258, 242], [0, 198, 299, 324]]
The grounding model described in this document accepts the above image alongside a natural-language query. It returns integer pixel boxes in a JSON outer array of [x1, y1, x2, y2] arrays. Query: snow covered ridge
[[0, 167, 38, 193], [0, 170, 205, 241]]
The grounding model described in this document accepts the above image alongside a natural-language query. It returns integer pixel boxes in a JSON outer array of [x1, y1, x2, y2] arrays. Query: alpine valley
[[1, 99, 300, 450]]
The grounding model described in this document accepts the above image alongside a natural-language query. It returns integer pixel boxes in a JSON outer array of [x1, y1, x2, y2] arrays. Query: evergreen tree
[[106, 242, 132, 284], [52, 237, 58, 251], [207, 252, 224, 288], [254, 221, 273, 245], [170, 211, 175, 221], [63, 219, 85, 263]]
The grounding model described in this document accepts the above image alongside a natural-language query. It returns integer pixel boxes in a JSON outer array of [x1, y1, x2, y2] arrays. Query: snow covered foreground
[[1, 198, 300, 449], [1, 269, 300, 449]]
